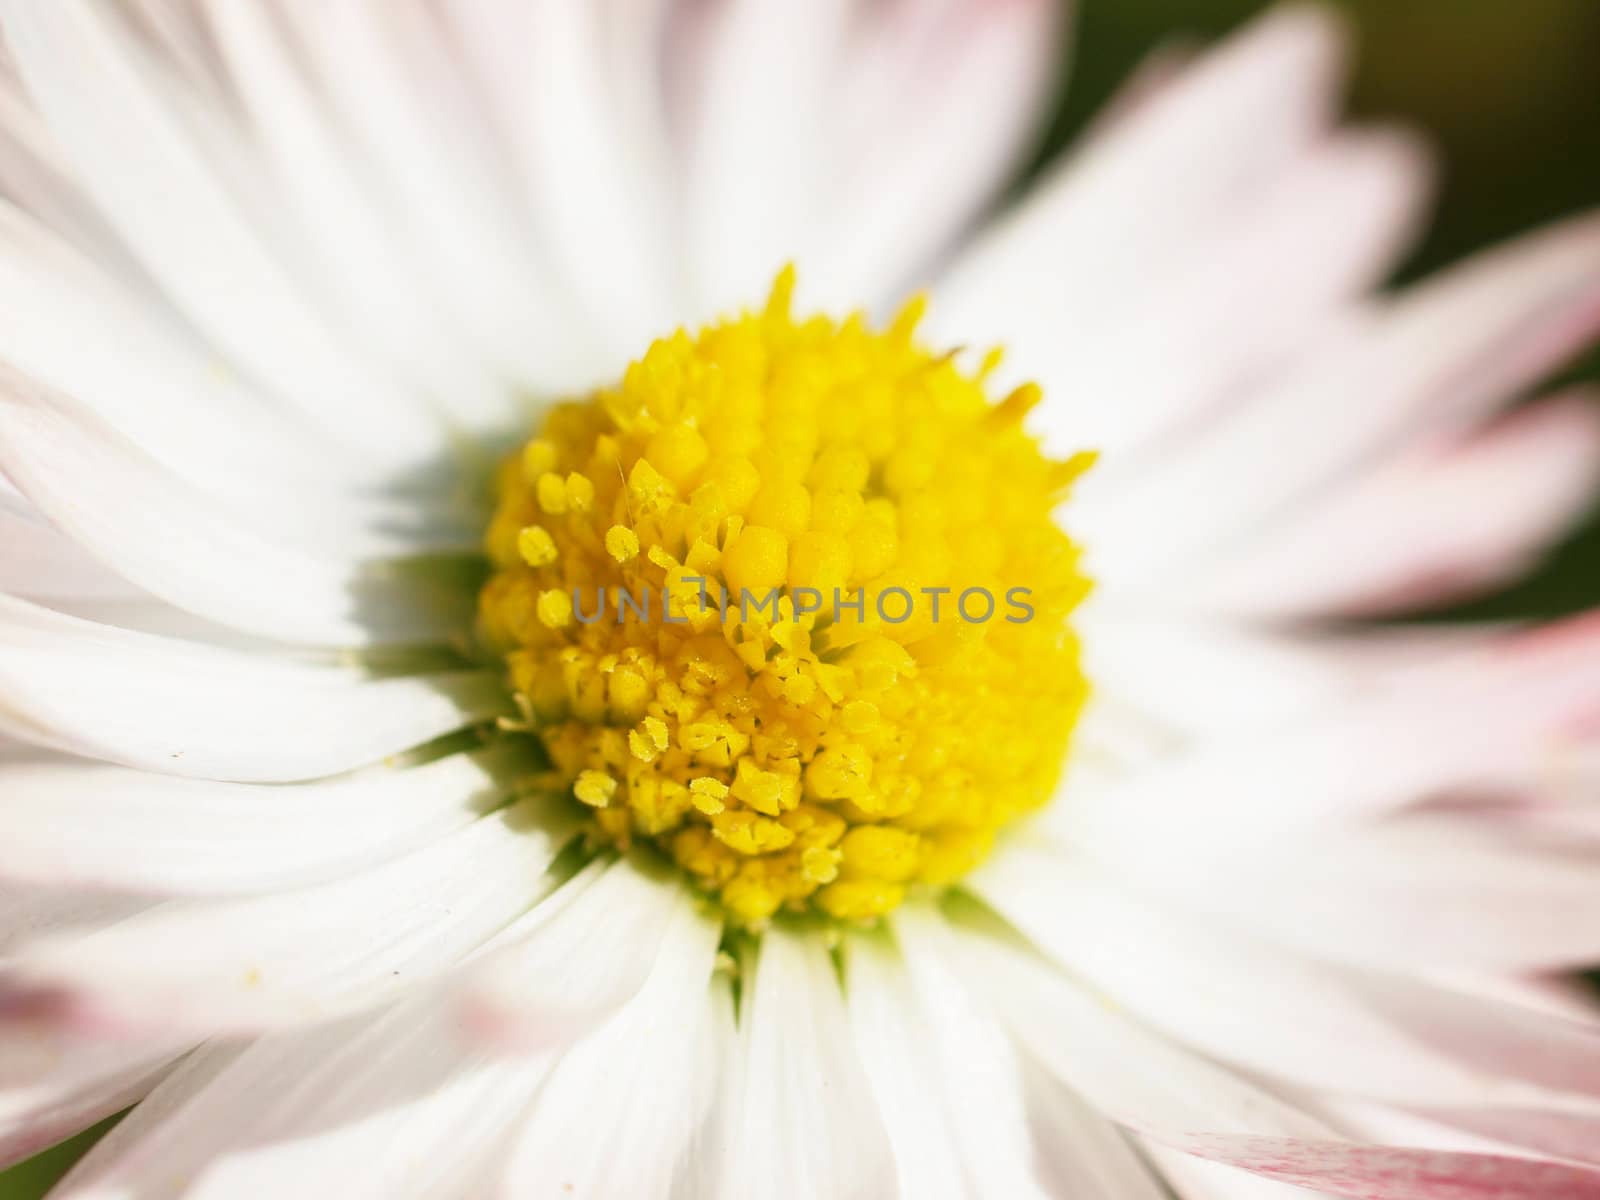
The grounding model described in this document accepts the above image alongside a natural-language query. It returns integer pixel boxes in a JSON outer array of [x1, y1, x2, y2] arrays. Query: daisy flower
[[2, 1, 1600, 1197]]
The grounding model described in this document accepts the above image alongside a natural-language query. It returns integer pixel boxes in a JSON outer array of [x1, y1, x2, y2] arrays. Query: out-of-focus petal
[[1022, 1066, 1170, 1199], [281, 0, 608, 393], [1167, 804, 1600, 972], [931, 5, 1376, 452], [971, 845, 1600, 1108], [935, 916, 1330, 1136], [204, 0, 519, 432], [1159, 1135, 1600, 1200], [0, 595, 508, 781], [1191, 390, 1600, 617], [1029, 126, 1430, 457], [1060, 615, 1600, 871], [0, 801, 577, 1038], [47, 1014, 545, 1199], [0, 884, 150, 958], [808, 0, 1067, 308], [0, 0, 446, 465], [0, 370, 476, 646], [940, 922, 1600, 1197], [0, 1039, 180, 1171], [0, 491, 135, 600], [443, 0, 680, 361], [676, 0, 1062, 317], [1081, 211, 1600, 590], [1142, 1143, 1347, 1200], [0, 202, 383, 508], [0, 747, 515, 895], [1408, 1109, 1600, 1169]]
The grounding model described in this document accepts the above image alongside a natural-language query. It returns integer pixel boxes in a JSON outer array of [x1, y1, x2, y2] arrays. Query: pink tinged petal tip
[[1165, 1134, 1600, 1200]]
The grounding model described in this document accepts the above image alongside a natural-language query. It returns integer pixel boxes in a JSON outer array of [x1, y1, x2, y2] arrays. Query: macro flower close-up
[[3, 1, 1600, 1197]]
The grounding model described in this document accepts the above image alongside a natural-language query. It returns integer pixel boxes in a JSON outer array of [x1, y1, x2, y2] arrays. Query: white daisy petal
[[1142, 1143, 1347, 1200], [0, 746, 518, 896], [1462, 974, 1600, 1030], [1177, 805, 1600, 973], [0, 800, 578, 1038], [0, 0, 445, 465], [677, 0, 1063, 312], [0, 236, 478, 565], [49, 1010, 550, 1200], [0, 883, 151, 958], [0, 66, 150, 281], [0, 594, 507, 781], [931, 5, 1347, 408], [118, 0, 222, 84], [1191, 389, 1600, 618], [813, 0, 1065, 307], [447, 0, 679, 360], [0, 199, 363, 504], [0, 367, 475, 645], [60, 900, 717, 1200], [1066, 616, 1600, 870], [28, 597, 289, 651], [845, 932, 983, 1200], [1304, 1092, 1587, 1160], [0, 881, 185, 1164], [284, 0, 605, 392], [203, 0, 517, 435], [883, 915, 1056, 1196], [673, 977, 739, 1200], [1076, 612, 1361, 741], [0, 1039, 181, 1171], [682, 0, 1065, 319], [1034, 125, 1431, 456], [931, 913, 1329, 1138], [712, 929, 895, 1200], [1082, 211, 1600, 589], [1159, 1135, 1600, 1199], [675, 0, 852, 315], [1070, 614, 1515, 758], [1021, 1067, 1170, 1200], [973, 847, 1600, 1107], [1408, 1108, 1600, 1169], [938, 920, 1600, 1197], [1331, 971, 1600, 1108], [0, 200, 481, 557], [0, 490, 135, 600], [450, 855, 714, 1054], [42, 1047, 240, 1200], [498, 890, 722, 1199]]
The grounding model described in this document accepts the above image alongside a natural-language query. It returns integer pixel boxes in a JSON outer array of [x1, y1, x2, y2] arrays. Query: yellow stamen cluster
[[479, 270, 1093, 926]]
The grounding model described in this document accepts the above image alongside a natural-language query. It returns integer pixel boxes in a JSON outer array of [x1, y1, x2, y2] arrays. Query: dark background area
[[1050, 1, 1600, 282], [2, 2, 1597, 1195]]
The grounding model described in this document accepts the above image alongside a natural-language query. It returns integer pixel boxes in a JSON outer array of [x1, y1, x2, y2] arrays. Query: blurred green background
[[3, 1, 1597, 1195]]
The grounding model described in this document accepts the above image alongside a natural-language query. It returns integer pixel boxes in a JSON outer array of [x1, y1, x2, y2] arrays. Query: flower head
[[480, 270, 1093, 924], [1, 3, 1599, 1199]]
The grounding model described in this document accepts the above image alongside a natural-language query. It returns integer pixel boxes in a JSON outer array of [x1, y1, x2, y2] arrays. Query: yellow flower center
[[478, 270, 1093, 927]]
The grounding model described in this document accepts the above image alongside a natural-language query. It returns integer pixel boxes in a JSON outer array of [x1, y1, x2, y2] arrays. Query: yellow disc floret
[[479, 269, 1094, 927]]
